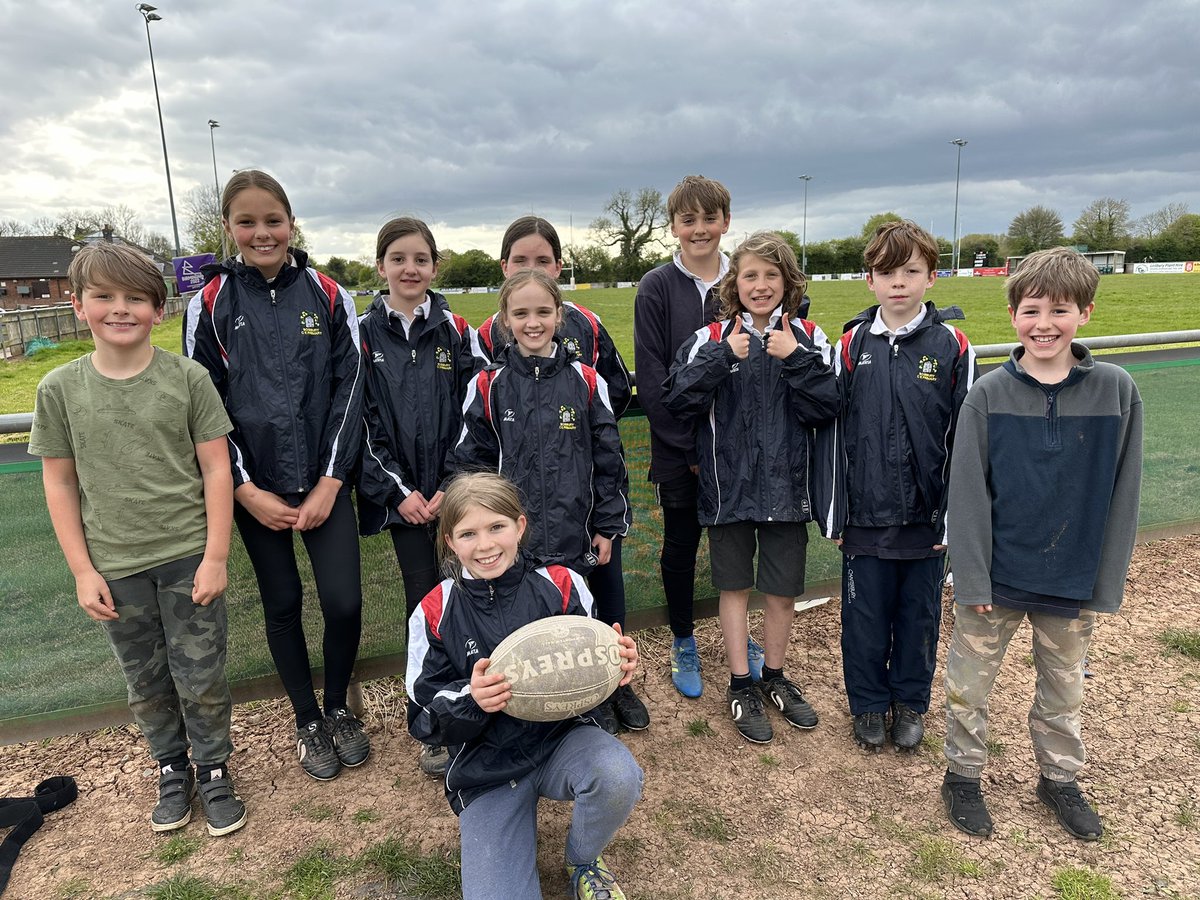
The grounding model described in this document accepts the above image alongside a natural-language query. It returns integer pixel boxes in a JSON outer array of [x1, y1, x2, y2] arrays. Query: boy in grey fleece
[[940, 247, 1142, 842]]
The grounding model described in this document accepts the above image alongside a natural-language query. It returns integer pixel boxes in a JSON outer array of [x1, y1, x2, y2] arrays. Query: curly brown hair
[[718, 232, 808, 322]]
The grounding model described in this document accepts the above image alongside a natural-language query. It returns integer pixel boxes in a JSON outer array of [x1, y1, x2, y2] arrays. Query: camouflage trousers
[[102, 554, 233, 766], [943, 603, 1095, 782]]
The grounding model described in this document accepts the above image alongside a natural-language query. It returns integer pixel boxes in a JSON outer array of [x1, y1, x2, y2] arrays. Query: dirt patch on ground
[[2, 536, 1198, 899]]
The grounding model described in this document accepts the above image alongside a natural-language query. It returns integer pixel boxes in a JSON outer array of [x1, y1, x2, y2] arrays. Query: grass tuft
[[141, 874, 223, 900], [281, 844, 357, 900], [1176, 799, 1197, 829], [352, 807, 381, 824], [686, 718, 716, 737], [292, 799, 337, 822], [1051, 866, 1120, 900], [360, 837, 462, 899], [156, 834, 204, 865], [758, 752, 779, 767], [1159, 628, 1200, 660], [910, 837, 982, 881]]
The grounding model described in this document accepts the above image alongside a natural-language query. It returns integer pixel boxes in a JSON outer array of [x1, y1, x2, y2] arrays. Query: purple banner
[[172, 253, 216, 293]]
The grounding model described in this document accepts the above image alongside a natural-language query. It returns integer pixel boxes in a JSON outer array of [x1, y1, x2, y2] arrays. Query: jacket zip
[[270, 288, 305, 492], [532, 363, 552, 555], [889, 340, 907, 524]]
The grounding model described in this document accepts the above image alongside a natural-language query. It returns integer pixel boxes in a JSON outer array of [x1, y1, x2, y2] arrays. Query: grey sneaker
[[150, 764, 195, 833], [198, 767, 247, 837], [418, 743, 449, 777], [326, 707, 370, 767]]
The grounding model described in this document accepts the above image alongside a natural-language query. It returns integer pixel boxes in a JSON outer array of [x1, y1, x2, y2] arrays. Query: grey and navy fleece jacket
[[946, 344, 1143, 614]]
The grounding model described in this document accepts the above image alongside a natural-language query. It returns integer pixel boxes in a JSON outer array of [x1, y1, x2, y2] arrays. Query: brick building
[[0, 229, 175, 311], [0, 236, 79, 310]]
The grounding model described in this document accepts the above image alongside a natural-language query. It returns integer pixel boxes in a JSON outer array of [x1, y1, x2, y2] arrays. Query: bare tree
[[0, 219, 32, 236], [183, 185, 225, 256], [590, 188, 669, 279], [1134, 202, 1190, 238]]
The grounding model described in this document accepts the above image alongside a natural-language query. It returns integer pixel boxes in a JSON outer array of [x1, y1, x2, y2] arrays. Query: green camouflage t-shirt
[[29, 348, 233, 580]]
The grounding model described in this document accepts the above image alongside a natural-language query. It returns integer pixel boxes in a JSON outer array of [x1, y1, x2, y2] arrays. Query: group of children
[[30, 168, 1142, 898]]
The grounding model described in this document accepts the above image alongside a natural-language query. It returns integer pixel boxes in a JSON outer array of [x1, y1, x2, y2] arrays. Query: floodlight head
[[146, 12, 162, 21], [798, 174, 812, 181], [208, 119, 220, 128], [136, 3, 157, 11], [950, 138, 968, 148]]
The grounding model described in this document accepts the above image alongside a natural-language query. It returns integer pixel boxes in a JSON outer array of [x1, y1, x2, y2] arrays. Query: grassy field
[[2, 273, 1198, 415], [2, 273, 1198, 721]]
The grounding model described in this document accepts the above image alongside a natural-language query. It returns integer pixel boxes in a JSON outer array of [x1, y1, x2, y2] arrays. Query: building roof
[[0, 236, 82, 278]]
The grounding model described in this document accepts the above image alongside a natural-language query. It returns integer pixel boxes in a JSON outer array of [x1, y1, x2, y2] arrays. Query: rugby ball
[[488, 615, 624, 722]]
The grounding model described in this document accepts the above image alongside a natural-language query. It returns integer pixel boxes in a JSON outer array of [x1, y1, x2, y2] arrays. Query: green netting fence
[[3, 357, 1198, 737]]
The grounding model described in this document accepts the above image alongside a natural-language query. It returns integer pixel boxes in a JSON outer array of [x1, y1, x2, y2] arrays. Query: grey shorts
[[708, 521, 808, 596]]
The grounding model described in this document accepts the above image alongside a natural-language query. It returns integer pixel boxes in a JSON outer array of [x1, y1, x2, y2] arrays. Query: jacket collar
[[503, 338, 568, 377], [1004, 342, 1094, 390]]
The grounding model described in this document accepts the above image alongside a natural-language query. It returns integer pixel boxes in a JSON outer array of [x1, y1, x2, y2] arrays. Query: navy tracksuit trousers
[[840, 554, 945, 715]]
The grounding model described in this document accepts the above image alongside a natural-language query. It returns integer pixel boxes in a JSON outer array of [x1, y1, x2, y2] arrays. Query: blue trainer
[[670, 635, 703, 698], [747, 637, 765, 682]]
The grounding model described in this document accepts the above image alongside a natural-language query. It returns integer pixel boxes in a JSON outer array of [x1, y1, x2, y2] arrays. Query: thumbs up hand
[[726, 317, 751, 360], [765, 321, 799, 359]]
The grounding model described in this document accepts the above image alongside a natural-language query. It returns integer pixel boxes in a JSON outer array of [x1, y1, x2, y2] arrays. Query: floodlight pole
[[798, 175, 812, 273], [137, 4, 181, 257], [950, 138, 968, 274], [208, 119, 228, 260]]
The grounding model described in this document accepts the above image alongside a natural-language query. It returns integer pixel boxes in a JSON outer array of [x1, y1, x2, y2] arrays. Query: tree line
[[5, 190, 1194, 294]]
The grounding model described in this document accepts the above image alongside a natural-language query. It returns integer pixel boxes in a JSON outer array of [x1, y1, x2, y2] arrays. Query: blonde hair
[[437, 473, 527, 568], [863, 220, 939, 273], [667, 175, 731, 220], [1006, 247, 1099, 312], [718, 231, 807, 321], [497, 268, 562, 340], [68, 243, 167, 310]]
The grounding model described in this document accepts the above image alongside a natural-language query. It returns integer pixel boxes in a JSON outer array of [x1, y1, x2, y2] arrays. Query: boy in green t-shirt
[[29, 243, 245, 837]]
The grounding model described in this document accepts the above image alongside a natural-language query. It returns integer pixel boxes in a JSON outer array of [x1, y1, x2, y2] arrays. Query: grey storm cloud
[[2, 0, 1197, 258]]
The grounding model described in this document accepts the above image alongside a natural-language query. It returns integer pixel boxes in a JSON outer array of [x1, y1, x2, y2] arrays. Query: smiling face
[[377, 232, 437, 309], [671, 207, 730, 268], [72, 282, 164, 352], [502, 281, 561, 357], [500, 233, 563, 279], [1010, 293, 1093, 381], [444, 504, 526, 580], [223, 186, 295, 280], [735, 253, 783, 331], [866, 248, 935, 328]]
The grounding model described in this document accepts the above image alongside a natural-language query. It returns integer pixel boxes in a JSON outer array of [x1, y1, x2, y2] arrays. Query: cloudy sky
[[2, 0, 1197, 262]]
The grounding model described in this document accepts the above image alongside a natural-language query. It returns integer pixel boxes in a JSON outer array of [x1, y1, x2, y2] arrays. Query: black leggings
[[388, 523, 441, 621], [234, 491, 362, 728], [660, 501, 704, 640], [587, 537, 627, 630]]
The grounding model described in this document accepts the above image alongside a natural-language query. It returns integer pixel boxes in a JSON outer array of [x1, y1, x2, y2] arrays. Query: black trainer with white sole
[[728, 685, 773, 744]]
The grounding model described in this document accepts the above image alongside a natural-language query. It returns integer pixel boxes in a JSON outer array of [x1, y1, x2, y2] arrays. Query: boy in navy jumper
[[818, 221, 976, 751], [941, 247, 1142, 841], [633, 174, 737, 698]]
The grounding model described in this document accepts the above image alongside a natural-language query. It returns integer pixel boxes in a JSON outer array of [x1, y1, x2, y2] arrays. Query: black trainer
[[889, 702, 924, 751], [728, 684, 773, 744], [852, 711, 887, 751], [418, 743, 449, 777], [326, 707, 371, 767], [758, 675, 818, 729], [150, 764, 195, 833], [611, 684, 650, 731], [296, 719, 342, 781], [588, 700, 620, 735], [1037, 776, 1103, 841], [941, 771, 994, 838], [197, 766, 247, 837]]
